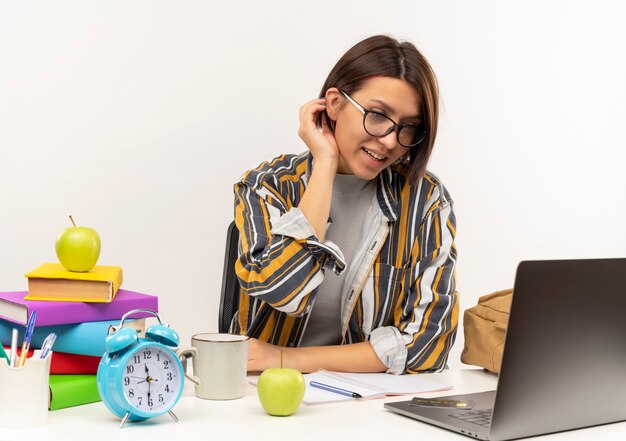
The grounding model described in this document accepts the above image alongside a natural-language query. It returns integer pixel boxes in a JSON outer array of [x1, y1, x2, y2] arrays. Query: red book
[[3, 346, 101, 374]]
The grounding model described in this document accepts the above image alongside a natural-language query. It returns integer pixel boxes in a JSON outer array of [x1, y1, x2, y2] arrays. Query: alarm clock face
[[121, 344, 183, 415]]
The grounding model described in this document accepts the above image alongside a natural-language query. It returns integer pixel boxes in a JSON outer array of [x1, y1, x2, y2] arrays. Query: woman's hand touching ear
[[296, 91, 343, 241], [298, 98, 339, 170]]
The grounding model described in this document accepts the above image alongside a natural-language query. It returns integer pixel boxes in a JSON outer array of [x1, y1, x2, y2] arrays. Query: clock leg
[[120, 412, 131, 429], [168, 410, 179, 422]]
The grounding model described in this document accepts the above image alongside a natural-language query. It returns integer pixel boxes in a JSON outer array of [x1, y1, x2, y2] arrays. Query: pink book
[[0, 289, 158, 326]]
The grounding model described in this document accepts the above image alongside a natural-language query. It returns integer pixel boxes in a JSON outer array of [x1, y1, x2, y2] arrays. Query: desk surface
[[1, 369, 624, 440]]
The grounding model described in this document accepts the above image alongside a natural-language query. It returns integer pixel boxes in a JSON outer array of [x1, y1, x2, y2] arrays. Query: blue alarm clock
[[97, 309, 185, 428]]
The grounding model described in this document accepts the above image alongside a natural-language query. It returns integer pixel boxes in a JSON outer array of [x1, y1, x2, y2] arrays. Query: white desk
[[1, 369, 624, 440]]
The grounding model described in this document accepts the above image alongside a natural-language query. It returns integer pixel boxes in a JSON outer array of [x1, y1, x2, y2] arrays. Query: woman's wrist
[[311, 155, 338, 174], [282, 346, 300, 371], [275, 343, 387, 373], [298, 155, 336, 241]]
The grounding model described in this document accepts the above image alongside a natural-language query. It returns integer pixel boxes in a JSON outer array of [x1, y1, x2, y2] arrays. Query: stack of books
[[0, 263, 158, 411]]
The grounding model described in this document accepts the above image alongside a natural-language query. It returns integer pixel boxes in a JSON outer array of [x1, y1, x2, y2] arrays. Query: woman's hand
[[297, 98, 339, 168], [247, 338, 282, 373], [247, 339, 387, 374], [295, 97, 341, 240]]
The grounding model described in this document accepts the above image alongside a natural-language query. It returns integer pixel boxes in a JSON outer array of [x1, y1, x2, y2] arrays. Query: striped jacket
[[232, 152, 458, 374]]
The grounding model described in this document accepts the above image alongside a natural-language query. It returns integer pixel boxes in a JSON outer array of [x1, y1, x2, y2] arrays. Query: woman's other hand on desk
[[247, 338, 386, 374], [248, 338, 282, 373]]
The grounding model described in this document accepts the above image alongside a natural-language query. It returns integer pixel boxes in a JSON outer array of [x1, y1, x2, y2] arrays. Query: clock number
[[128, 388, 134, 398], [165, 385, 170, 393], [159, 394, 164, 403], [156, 353, 161, 362], [124, 377, 130, 386], [143, 350, 152, 360], [133, 355, 141, 364], [167, 372, 173, 381], [148, 398, 153, 407], [163, 360, 169, 369], [126, 365, 134, 374], [138, 397, 142, 406]]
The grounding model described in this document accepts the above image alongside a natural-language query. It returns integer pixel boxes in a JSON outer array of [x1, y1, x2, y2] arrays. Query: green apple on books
[[55, 215, 101, 273], [23, 216, 121, 303], [0, 219, 159, 409]]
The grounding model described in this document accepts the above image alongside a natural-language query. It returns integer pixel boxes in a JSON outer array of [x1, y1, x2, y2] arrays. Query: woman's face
[[329, 76, 421, 180]]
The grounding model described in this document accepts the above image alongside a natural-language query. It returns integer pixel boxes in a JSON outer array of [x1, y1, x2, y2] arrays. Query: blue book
[[0, 318, 145, 357]]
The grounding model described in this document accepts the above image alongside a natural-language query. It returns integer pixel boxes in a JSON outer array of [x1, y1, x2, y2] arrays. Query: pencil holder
[[0, 349, 51, 429]]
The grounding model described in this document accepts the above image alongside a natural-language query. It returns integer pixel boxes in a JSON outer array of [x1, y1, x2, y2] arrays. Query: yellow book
[[24, 263, 123, 303]]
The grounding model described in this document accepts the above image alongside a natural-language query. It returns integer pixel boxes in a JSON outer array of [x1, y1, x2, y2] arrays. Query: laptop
[[385, 258, 626, 441]]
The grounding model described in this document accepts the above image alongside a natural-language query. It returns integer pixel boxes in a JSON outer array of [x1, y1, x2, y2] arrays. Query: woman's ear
[[324, 87, 343, 122]]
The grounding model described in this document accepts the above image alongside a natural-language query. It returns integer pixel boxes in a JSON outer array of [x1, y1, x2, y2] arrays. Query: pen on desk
[[40, 333, 57, 359], [10, 328, 19, 367], [17, 311, 37, 368], [310, 381, 362, 399]]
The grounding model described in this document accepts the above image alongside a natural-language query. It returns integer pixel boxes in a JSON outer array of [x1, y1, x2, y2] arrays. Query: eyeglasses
[[340, 90, 426, 148]]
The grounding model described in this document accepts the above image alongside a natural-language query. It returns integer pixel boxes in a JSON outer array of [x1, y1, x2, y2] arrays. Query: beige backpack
[[461, 289, 512, 374]]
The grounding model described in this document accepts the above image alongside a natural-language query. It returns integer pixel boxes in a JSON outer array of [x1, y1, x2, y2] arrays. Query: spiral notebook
[[302, 370, 451, 405]]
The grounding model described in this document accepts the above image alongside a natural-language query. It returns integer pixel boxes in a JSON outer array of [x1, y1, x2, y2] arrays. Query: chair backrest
[[218, 221, 241, 333]]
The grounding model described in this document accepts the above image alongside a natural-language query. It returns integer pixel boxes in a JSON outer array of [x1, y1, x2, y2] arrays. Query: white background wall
[[1, 1, 624, 369]]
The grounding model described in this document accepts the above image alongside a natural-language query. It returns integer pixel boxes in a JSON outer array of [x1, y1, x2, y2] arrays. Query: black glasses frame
[[340, 90, 426, 148]]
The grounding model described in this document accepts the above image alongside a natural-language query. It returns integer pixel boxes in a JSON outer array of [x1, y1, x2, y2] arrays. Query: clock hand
[[147, 371, 152, 401]]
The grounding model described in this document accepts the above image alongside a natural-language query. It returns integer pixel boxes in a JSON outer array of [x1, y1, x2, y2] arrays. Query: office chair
[[218, 221, 241, 333]]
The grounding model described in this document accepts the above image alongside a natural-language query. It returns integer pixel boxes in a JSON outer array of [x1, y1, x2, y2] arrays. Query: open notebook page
[[251, 370, 452, 405]]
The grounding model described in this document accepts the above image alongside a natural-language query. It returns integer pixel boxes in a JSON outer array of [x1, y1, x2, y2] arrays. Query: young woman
[[232, 35, 458, 375]]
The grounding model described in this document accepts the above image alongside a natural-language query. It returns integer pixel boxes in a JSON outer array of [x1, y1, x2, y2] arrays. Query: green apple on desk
[[257, 354, 306, 416], [55, 215, 101, 272]]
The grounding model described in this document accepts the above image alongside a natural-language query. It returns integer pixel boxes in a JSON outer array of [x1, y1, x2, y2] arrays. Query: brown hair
[[319, 35, 440, 184]]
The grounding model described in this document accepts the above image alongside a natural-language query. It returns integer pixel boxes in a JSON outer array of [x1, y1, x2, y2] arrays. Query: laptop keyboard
[[449, 409, 493, 428]]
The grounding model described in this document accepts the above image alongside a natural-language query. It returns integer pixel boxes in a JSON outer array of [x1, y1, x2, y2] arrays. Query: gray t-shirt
[[300, 173, 377, 347]]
